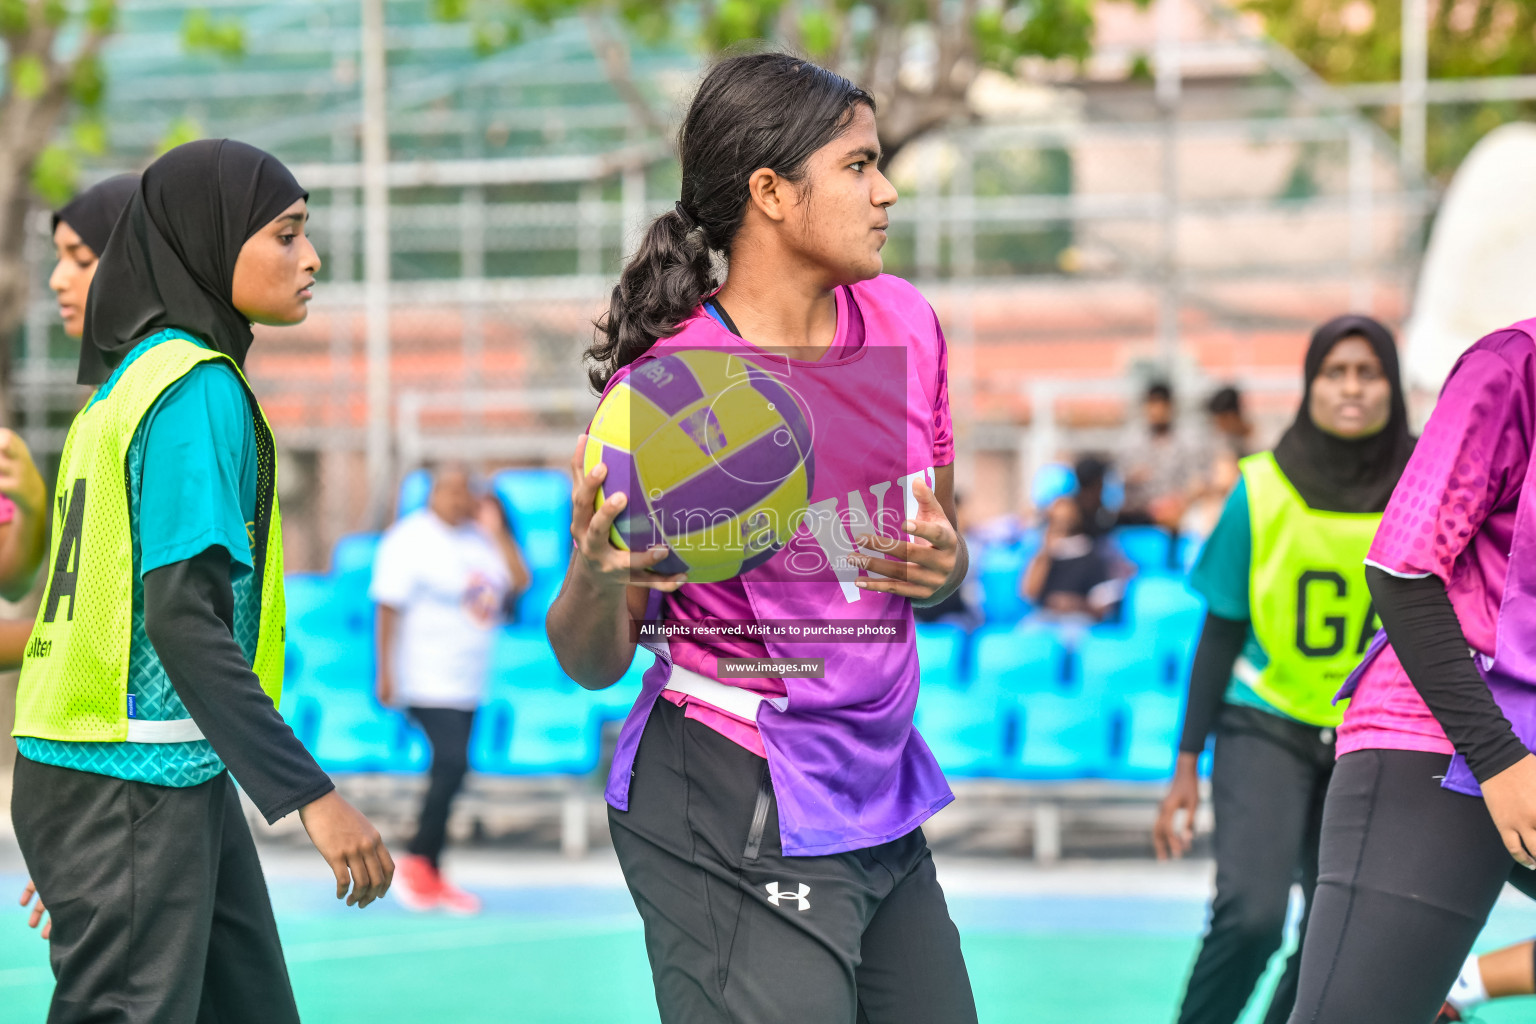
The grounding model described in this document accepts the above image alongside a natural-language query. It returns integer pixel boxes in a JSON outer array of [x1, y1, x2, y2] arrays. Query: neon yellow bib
[[1241, 451, 1380, 727], [13, 335, 285, 743]]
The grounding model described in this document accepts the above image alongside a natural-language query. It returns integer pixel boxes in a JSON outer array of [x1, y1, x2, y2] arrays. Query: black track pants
[[406, 705, 475, 867], [1177, 706, 1336, 1024], [609, 698, 978, 1024], [1287, 748, 1536, 1024], [11, 755, 299, 1024]]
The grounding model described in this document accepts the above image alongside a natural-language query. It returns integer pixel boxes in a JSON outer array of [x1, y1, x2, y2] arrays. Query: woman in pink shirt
[[1286, 322, 1536, 1022], [547, 53, 975, 1024]]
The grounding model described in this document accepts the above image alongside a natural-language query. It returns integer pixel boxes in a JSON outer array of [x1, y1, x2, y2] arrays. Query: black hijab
[[1272, 314, 1415, 514], [79, 138, 308, 385], [52, 173, 139, 257]]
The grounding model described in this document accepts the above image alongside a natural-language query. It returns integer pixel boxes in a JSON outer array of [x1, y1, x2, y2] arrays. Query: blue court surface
[[5, 843, 1536, 1023]]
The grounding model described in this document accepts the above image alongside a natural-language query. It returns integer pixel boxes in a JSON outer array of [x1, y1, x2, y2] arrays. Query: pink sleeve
[[1368, 342, 1532, 581], [0, 494, 13, 524], [930, 314, 954, 466]]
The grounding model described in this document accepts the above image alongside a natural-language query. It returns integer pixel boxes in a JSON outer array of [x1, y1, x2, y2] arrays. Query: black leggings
[[1287, 748, 1536, 1024], [407, 706, 475, 868], [610, 698, 977, 1024], [1177, 707, 1335, 1024]]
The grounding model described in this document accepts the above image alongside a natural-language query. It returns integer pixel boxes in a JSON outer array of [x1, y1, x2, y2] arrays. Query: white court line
[[0, 965, 52, 988], [0, 920, 643, 987], [282, 916, 641, 963]]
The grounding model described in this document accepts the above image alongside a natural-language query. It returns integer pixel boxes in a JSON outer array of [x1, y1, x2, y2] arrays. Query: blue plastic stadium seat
[[1112, 690, 1183, 780], [1114, 526, 1179, 574], [590, 653, 650, 722], [1077, 630, 1165, 698], [492, 468, 573, 624], [975, 538, 1037, 625], [397, 468, 431, 518], [282, 631, 366, 695], [288, 687, 427, 774], [473, 626, 603, 774], [914, 679, 1009, 778], [915, 622, 965, 688], [283, 573, 331, 630], [1004, 691, 1115, 779], [331, 532, 381, 580], [1177, 532, 1203, 572], [972, 624, 1068, 693], [1126, 576, 1206, 631], [474, 692, 601, 776]]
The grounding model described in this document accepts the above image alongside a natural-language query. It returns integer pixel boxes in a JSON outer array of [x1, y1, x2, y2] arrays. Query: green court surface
[[4, 865, 1536, 1023]]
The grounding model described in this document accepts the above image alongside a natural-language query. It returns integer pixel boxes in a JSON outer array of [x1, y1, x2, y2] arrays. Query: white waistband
[[1232, 657, 1261, 687], [126, 717, 206, 743], [664, 665, 785, 723]]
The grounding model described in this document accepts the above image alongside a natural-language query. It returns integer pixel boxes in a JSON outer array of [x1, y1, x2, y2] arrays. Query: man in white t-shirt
[[370, 463, 529, 912]]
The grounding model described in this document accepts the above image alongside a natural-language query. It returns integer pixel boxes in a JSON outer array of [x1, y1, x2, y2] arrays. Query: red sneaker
[[394, 854, 444, 912], [436, 875, 483, 916]]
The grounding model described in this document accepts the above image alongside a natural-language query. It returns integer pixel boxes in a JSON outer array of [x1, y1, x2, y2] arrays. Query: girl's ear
[[746, 167, 789, 224]]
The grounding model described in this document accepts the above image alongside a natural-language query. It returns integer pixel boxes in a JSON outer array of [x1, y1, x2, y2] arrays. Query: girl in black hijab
[[1151, 315, 1412, 1024], [1271, 314, 1415, 515], [13, 139, 392, 1023], [0, 173, 140, 701], [6, 173, 146, 938], [49, 172, 138, 340], [79, 139, 315, 383], [0, 176, 131, 651]]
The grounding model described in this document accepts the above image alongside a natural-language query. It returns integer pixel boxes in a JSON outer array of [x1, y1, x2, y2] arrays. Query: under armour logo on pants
[[765, 881, 811, 911]]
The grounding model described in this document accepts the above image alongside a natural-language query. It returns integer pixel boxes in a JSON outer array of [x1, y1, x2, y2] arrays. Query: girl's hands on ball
[[852, 477, 960, 600], [570, 435, 687, 593]]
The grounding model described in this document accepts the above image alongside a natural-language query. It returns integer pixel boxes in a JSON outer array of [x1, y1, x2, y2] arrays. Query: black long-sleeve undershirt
[[1178, 611, 1250, 754], [143, 547, 334, 823], [1365, 566, 1530, 783]]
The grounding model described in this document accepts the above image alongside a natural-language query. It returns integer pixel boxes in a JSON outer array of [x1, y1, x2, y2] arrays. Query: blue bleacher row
[[282, 471, 1206, 782]]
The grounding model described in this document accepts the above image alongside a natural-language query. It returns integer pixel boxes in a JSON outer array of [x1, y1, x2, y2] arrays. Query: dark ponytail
[[587, 51, 874, 392]]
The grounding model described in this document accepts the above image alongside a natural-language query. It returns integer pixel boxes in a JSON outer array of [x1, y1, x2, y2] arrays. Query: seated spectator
[[1186, 385, 1253, 535], [1071, 454, 1120, 538], [914, 493, 985, 632], [1020, 497, 1132, 623], [1119, 381, 1212, 529], [1207, 385, 1254, 458]]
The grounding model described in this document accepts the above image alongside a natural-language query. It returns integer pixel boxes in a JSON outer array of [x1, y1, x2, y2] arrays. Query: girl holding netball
[[547, 52, 976, 1023], [1285, 317, 1536, 1022]]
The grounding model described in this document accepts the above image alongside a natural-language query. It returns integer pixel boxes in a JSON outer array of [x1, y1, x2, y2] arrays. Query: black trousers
[[406, 705, 475, 867], [1178, 706, 1336, 1024], [1287, 749, 1536, 1024], [609, 698, 978, 1024], [10, 754, 298, 1024]]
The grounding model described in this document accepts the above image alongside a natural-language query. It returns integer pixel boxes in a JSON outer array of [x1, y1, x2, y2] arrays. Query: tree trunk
[[0, 18, 109, 419]]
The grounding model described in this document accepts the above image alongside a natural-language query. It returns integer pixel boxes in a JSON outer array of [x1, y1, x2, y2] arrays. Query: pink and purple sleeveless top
[[1339, 323, 1536, 796], [602, 275, 956, 856]]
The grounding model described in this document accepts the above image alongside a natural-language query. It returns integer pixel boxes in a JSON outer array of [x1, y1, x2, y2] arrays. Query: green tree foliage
[[1239, 0, 1536, 176], [0, 0, 117, 365], [0, 3, 245, 399], [182, 8, 247, 59], [434, 0, 1100, 159]]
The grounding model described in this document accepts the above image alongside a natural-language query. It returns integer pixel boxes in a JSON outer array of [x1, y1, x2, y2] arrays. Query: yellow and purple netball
[[585, 349, 815, 583]]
